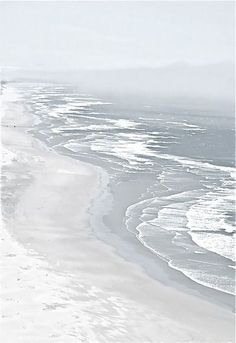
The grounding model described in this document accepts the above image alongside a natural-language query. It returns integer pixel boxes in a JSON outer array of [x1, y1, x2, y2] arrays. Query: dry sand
[[0, 86, 235, 342]]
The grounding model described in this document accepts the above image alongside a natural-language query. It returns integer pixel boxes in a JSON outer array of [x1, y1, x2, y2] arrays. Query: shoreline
[[56, 136, 234, 309], [1, 85, 235, 342], [90, 179, 235, 310]]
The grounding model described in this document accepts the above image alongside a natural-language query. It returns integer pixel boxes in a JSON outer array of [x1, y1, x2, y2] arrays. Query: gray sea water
[[16, 81, 235, 295]]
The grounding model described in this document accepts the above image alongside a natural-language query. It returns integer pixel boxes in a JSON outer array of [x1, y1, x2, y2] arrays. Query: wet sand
[[0, 86, 235, 342]]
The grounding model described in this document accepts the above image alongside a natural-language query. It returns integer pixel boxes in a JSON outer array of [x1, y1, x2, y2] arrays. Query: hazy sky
[[0, 1, 234, 70]]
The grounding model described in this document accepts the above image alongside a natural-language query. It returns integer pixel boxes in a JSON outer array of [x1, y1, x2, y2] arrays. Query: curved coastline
[[88, 165, 235, 310], [1, 84, 235, 342]]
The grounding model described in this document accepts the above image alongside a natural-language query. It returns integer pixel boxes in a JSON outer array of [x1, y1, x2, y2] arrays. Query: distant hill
[[4, 62, 235, 113], [68, 62, 234, 101]]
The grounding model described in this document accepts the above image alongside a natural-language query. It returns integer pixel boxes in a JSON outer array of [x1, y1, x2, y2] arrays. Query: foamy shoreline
[[0, 85, 234, 342]]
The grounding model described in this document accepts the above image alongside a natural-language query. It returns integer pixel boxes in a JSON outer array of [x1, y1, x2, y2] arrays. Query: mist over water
[[5, 62, 235, 111], [1, 0, 234, 109]]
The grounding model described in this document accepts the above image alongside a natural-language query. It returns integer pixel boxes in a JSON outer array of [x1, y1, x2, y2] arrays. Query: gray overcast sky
[[0, 1, 234, 70]]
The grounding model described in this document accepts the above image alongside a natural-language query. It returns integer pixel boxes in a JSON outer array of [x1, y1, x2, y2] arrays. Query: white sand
[[0, 86, 235, 342]]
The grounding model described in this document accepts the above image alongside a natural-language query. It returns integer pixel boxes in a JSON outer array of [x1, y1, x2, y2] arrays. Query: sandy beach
[[0, 86, 235, 342]]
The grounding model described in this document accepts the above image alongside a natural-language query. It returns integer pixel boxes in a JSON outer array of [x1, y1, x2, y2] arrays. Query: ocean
[[16, 81, 235, 296]]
